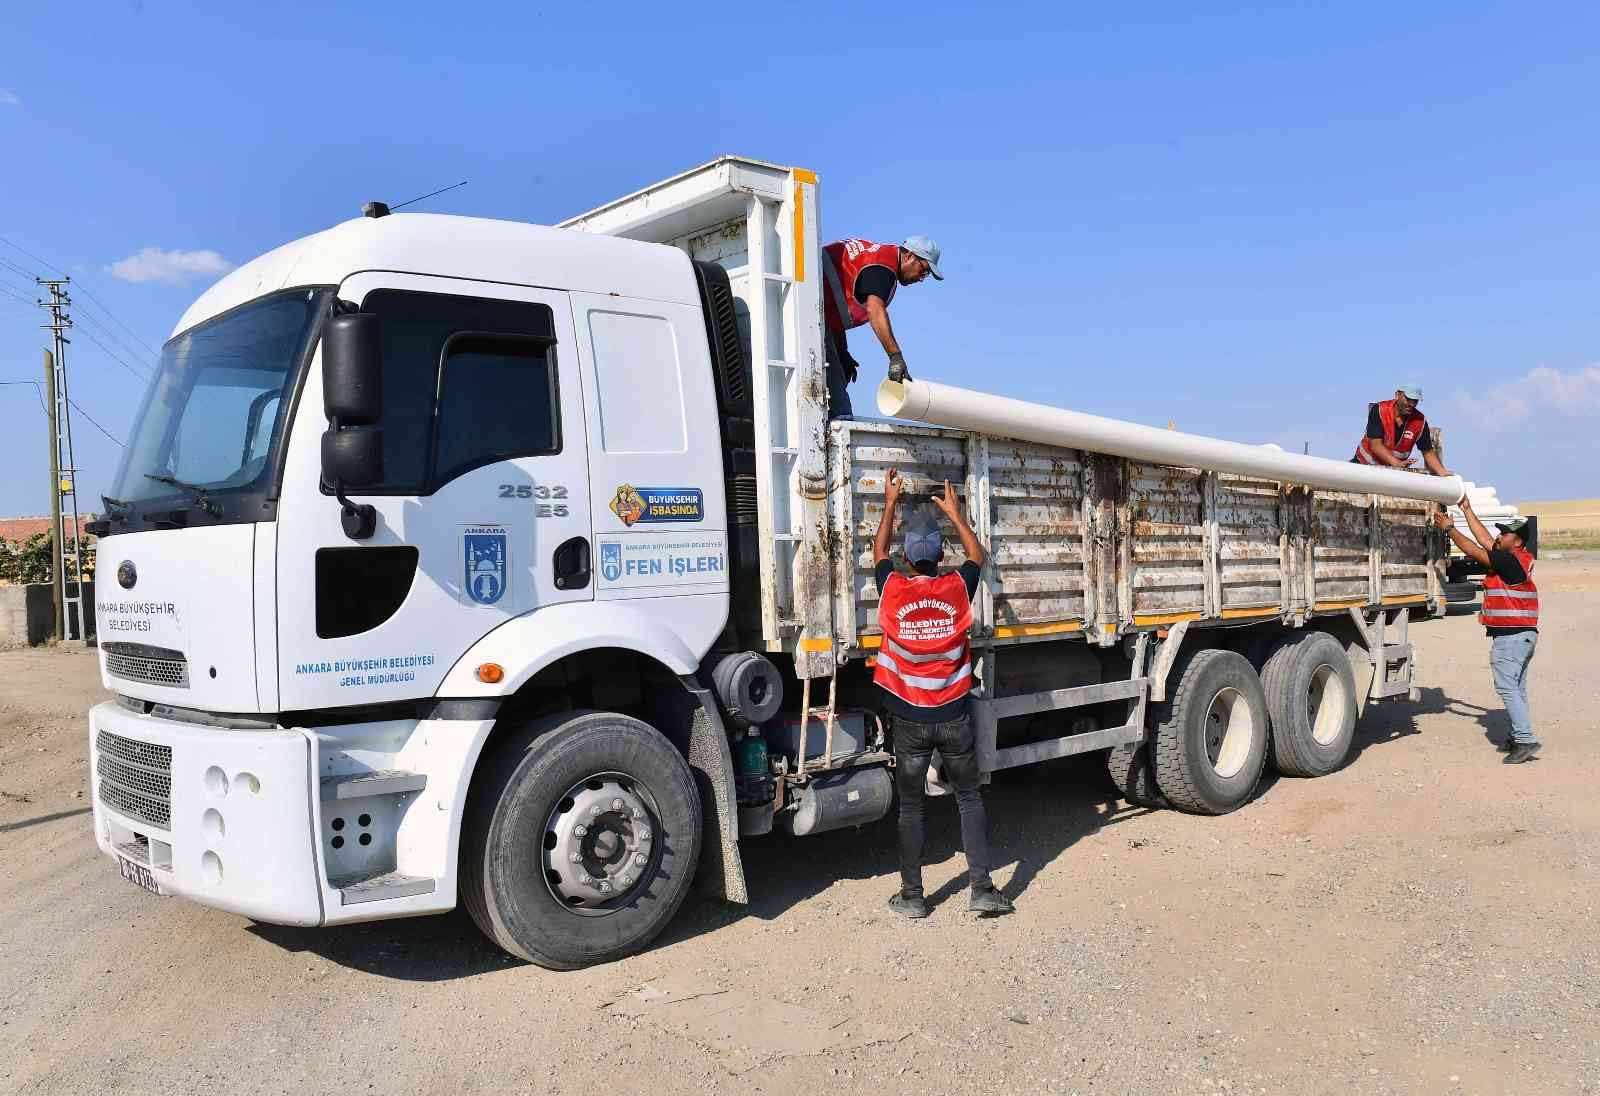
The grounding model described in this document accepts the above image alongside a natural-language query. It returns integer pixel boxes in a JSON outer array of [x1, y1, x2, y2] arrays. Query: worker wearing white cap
[[819, 235, 944, 417], [1352, 384, 1452, 476]]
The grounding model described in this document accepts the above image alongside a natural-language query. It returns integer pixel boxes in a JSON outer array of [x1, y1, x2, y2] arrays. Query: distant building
[[0, 515, 98, 545]]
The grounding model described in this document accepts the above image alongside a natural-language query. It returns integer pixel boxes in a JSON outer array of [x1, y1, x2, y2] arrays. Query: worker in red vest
[[1433, 499, 1542, 763], [872, 468, 1012, 918], [1352, 384, 1452, 475], [820, 235, 943, 417]]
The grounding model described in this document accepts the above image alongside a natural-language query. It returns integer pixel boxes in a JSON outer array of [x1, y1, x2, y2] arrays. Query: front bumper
[[88, 701, 323, 926]]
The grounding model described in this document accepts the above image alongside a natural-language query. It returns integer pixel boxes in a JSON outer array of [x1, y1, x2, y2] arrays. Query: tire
[[1261, 630, 1358, 777], [1105, 740, 1166, 808], [1150, 649, 1269, 815], [459, 710, 701, 970]]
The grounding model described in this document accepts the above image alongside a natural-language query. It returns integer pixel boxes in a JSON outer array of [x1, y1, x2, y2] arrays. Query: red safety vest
[[1354, 400, 1429, 465], [873, 570, 974, 709], [822, 238, 899, 334], [1481, 546, 1539, 630]]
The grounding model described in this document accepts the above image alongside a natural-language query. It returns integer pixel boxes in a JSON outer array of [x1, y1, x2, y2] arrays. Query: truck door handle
[[552, 537, 590, 590]]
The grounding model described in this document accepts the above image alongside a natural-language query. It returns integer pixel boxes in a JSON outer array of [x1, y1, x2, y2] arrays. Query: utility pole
[[44, 349, 65, 641], [38, 279, 86, 643]]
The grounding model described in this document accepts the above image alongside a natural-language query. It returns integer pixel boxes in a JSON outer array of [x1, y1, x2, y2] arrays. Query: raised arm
[[931, 479, 985, 568], [873, 468, 902, 565], [1434, 508, 1489, 566], [1458, 494, 1495, 551]]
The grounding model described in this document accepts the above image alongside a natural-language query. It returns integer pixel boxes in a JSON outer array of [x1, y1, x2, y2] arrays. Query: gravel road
[[2, 556, 1596, 1096]]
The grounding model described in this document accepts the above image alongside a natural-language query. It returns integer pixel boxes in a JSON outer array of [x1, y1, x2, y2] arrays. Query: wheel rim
[[541, 772, 660, 917], [1203, 687, 1255, 778], [1307, 663, 1348, 746]]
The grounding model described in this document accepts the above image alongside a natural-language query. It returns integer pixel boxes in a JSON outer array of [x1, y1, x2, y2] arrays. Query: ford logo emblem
[[117, 560, 137, 589]]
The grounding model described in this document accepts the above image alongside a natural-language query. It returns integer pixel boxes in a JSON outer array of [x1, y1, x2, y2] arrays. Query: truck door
[[274, 274, 591, 711]]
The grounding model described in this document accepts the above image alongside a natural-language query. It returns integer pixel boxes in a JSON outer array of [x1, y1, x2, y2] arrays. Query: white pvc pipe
[[877, 379, 1465, 505]]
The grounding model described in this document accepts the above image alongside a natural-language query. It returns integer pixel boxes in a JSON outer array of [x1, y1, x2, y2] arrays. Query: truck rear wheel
[[1105, 740, 1165, 808], [460, 710, 701, 970], [1150, 649, 1269, 815], [1262, 631, 1358, 777]]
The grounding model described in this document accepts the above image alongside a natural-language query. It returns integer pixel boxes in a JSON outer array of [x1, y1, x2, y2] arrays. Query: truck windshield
[[109, 288, 328, 527]]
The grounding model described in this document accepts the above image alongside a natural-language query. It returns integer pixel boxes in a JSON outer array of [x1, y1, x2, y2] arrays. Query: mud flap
[[681, 680, 748, 904]]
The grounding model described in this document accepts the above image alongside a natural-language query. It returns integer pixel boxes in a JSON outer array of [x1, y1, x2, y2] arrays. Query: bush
[[0, 533, 95, 586]]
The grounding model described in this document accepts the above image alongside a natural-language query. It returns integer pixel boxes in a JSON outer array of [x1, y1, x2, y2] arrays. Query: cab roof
[[172, 212, 697, 338]]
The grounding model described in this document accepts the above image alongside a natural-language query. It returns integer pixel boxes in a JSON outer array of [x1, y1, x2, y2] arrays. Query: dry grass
[[1511, 497, 1600, 549]]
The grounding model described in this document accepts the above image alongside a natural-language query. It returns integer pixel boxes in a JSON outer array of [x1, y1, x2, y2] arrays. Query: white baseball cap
[[901, 235, 944, 280], [1397, 383, 1423, 400]]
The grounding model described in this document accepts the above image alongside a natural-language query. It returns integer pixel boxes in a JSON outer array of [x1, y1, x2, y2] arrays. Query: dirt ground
[[2, 557, 1597, 1096]]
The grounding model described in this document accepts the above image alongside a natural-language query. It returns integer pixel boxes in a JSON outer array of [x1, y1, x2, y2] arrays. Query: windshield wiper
[[144, 474, 222, 517]]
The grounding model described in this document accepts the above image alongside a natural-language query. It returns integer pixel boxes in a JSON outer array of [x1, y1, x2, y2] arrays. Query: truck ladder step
[[1380, 643, 1412, 662], [320, 770, 427, 800], [334, 871, 437, 905]]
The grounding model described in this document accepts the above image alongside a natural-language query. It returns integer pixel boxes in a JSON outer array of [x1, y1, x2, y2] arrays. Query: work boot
[[888, 891, 929, 920], [1505, 742, 1542, 765], [968, 885, 1014, 916]]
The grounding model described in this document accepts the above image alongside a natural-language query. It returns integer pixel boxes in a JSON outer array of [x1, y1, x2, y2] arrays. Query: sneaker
[[1497, 738, 1515, 752], [968, 886, 1015, 916], [1505, 742, 1542, 765], [888, 892, 928, 920]]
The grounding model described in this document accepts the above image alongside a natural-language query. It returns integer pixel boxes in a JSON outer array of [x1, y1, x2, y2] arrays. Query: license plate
[[117, 855, 163, 895]]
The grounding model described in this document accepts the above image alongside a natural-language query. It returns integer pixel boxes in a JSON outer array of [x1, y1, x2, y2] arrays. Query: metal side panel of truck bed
[[827, 419, 1440, 655]]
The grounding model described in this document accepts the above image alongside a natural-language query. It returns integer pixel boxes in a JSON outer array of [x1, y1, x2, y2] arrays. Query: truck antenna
[[390, 180, 469, 211]]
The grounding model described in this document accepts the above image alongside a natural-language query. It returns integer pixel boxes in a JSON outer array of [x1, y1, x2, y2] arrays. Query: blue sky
[[2, 1, 1596, 518]]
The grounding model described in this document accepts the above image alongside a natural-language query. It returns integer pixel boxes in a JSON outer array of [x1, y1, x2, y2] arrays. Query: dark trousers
[[824, 328, 854, 419], [891, 712, 992, 898]]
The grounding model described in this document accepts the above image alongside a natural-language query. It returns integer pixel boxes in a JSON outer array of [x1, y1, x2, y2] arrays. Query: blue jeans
[[1489, 631, 1538, 744]]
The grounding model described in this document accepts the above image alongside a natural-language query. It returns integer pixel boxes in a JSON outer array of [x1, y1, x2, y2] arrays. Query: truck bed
[[828, 419, 1438, 655]]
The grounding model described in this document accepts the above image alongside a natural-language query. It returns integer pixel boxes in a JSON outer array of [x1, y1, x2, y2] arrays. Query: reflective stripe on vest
[[874, 653, 973, 693], [1480, 547, 1538, 629], [1354, 399, 1428, 464], [873, 569, 974, 709], [822, 239, 899, 334]]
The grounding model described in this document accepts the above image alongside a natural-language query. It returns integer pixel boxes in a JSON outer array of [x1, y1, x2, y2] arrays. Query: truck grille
[[103, 642, 190, 689], [95, 730, 172, 830]]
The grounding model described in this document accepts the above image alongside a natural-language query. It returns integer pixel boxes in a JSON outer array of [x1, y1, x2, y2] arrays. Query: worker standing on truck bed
[[1353, 384, 1452, 476], [1433, 499, 1542, 763], [821, 236, 942, 417], [872, 469, 1013, 918]]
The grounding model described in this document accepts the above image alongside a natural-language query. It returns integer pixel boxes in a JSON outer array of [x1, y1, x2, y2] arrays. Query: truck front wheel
[[1150, 649, 1269, 815], [460, 710, 702, 970]]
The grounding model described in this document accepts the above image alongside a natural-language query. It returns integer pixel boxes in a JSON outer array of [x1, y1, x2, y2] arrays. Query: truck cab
[[90, 201, 763, 960]]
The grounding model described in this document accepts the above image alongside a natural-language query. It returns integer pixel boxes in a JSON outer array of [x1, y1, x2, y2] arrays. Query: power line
[[74, 325, 152, 382], [2, 379, 126, 447], [0, 253, 39, 280], [66, 396, 125, 447], [0, 282, 33, 306], [0, 233, 163, 360], [0, 379, 48, 415], [71, 305, 158, 369]]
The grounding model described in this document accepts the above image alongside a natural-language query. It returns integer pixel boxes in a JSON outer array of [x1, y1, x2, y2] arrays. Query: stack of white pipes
[[1447, 482, 1518, 542], [876, 379, 1467, 505]]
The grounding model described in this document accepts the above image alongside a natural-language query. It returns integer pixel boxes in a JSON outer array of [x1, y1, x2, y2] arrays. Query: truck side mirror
[[321, 428, 383, 486], [321, 309, 384, 539], [323, 313, 383, 424]]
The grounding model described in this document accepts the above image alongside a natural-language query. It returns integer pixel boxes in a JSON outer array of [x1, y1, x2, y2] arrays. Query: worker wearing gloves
[[820, 235, 943, 418], [1353, 384, 1452, 475], [1433, 500, 1542, 763], [872, 469, 1012, 919]]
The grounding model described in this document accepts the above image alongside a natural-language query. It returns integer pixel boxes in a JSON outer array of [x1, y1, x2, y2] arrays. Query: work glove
[[841, 348, 860, 385], [887, 352, 911, 383]]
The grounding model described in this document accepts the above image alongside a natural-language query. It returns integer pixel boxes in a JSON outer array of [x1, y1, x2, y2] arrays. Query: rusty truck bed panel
[[829, 420, 1440, 651]]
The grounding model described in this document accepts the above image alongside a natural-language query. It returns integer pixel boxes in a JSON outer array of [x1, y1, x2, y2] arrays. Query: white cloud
[[1455, 364, 1600, 429], [0, 90, 20, 107], [106, 246, 234, 286]]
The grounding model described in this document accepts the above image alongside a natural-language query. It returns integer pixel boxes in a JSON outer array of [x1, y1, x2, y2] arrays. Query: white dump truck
[[88, 157, 1455, 969]]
